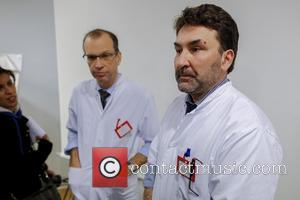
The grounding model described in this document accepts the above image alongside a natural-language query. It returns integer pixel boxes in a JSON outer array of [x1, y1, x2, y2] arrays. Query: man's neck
[[97, 74, 119, 90], [190, 77, 228, 104]]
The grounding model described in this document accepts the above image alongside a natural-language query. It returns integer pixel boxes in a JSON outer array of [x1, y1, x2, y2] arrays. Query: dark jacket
[[0, 109, 52, 199]]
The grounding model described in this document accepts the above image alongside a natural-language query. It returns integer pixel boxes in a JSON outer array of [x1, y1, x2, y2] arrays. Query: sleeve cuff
[[64, 129, 78, 155], [138, 141, 151, 156], [27, 116, 46, 139]]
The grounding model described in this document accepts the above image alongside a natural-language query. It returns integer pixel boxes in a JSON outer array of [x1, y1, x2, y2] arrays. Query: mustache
[[175, 67, 196, 80]]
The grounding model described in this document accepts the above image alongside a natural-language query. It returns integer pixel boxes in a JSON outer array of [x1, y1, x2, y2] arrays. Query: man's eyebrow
[[174, 39, 206, 47], [189, 39, 206, 46], [174, 42, 180, 48]]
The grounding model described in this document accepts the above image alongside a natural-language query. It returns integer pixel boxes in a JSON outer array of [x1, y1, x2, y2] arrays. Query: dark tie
[[99, 89, 110, 108], [185, 101, 197, 114]]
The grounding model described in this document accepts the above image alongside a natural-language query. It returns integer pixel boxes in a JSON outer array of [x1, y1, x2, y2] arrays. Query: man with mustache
[[144, 4, 282, 200], [65, 28, 159, 199]]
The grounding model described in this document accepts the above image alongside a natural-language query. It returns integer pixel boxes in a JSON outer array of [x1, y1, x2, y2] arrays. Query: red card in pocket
[[114, 119, 133, 138]]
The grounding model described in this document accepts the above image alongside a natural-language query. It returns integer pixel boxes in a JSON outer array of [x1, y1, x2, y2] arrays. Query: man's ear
[[220, 49, 234, 72], [116, 52, 122, 65]]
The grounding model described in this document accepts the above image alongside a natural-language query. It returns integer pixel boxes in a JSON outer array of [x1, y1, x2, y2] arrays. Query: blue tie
[[99, 89, 110, 108]]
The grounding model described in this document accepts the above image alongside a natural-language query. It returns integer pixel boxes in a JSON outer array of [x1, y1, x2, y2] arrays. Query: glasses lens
[[87, 55, 97, 62], [102, 53, 115, 61], [83, 52, 116, 62]]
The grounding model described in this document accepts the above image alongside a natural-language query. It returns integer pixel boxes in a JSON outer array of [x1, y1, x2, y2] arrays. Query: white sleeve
[[64, 90, 79, 155], [27, 116, 46, 140], [147, 133, 160, 165], [143, 133, 161, 188], [210, 127, 283, 200], [137, 94, 160, 156]]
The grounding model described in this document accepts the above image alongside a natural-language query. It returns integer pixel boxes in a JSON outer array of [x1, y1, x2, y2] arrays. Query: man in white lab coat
[[65, 29, 159, 199], [144, 4, 283, 200]]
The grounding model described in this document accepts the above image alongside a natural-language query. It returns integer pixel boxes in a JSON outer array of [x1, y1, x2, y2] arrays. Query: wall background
[[1, 0, 299, 199]]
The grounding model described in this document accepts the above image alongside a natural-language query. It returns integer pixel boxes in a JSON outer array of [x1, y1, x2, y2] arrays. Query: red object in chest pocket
[[114, 118, 133, 138], [177, 155, 196, 182]]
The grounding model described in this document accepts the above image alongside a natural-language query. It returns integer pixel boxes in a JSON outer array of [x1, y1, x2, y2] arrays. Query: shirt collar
[[95, 73, 122, 94]]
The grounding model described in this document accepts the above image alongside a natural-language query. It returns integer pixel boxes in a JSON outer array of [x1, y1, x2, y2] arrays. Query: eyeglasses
[[82, 52, 117, 63]]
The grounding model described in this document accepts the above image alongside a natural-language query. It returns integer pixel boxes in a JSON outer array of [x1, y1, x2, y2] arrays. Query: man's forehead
[[175, 25, 218, 46], [84, 34, 114, 51], [87, 32, 110, 41]]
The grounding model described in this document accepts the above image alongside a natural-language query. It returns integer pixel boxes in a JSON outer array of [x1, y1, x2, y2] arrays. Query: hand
[[128, 153, 147, 168], [127, 161, 139, 176], [143, 188, 153, 200], [36, 134, 49, 141], [128, 153, 147, 176]]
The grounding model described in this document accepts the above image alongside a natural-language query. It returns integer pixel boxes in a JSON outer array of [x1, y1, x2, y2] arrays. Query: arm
[[143, 188, 153, 200], [142, 134, 160, 200], [69, 147, 81, 167], [65, 91, 81, 167], [210, 127, 282, 199], [26, 116, 47, 141], [143, 165, 157, 200], [131, 95, 159, 168]]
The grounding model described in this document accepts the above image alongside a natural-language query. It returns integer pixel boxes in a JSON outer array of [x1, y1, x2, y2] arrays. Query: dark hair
[[0, 66, 15, 82], [82, 28, 119, 55], [174, 4, 239, 73]]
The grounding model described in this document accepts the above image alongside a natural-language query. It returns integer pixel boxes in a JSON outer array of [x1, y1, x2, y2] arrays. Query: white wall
[[54, 0, 299, 199]]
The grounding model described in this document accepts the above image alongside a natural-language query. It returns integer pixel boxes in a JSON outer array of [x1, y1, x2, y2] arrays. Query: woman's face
[[0, 73, 17, 112]]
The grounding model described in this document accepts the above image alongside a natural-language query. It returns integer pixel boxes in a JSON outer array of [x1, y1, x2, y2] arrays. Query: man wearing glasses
[[65, 29, 158, 199], [144, 4, 282, 200]]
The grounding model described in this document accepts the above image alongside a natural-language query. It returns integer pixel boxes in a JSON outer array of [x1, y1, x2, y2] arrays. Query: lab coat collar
[[185, 79, 231, 114]]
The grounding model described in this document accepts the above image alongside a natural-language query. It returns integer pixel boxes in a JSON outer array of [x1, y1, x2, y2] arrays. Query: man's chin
[[177, 83, 194, 93], [97, 79, 113, 89]]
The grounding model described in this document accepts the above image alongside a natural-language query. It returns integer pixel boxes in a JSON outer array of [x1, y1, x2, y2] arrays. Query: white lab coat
[[66, 76, 159, 200], [149, 81, 282, 200]]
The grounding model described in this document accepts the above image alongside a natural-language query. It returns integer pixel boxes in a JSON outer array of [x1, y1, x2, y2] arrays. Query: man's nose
[[175, 50, 191, 69], [94, 57, 105, 68]]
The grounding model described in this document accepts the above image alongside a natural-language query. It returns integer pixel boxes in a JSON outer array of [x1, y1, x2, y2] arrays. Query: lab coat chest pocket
[[114, 118, 135, 139]]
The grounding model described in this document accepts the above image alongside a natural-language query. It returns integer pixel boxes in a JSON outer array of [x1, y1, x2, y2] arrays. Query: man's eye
[[102, 54, 111, 58], [175, 48, 182, 54], [87, 55, 97, 60], [191, 47, 201, 52]]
